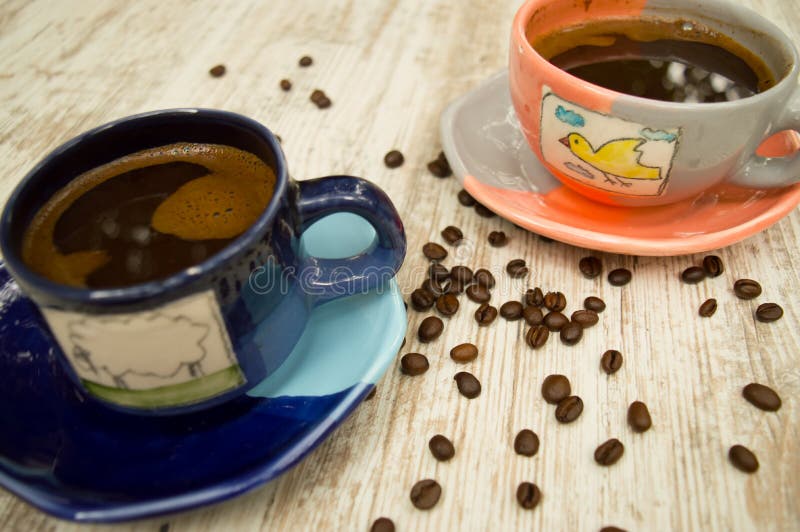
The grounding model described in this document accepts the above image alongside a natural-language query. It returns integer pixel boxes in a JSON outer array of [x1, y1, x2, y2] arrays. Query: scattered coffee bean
[[429, 263, 450, 282], [523, 306, 544, 326], [600, 527, 627, 532], [401, 353, 429, 376], [698, 298, 717, 317], [500, 301, 524, 321], [309, 88, 332, 108], [441, 225, 463, 244], [410, 479, 441, 509], [525, 287, 544, 307], [370, 517, 395, 532], [600, 350, 623, 374], [454, 371, 481, 398], [450, 265, 473, 284], [411, 288, 435, 311], [755, 302, 783, 322], [594, 438, 624, 466], [466, 284, 491, 303], [427, 152, 452, 178], [560, 322, 583, 345], [513, 429, 540, 457], [473, 269, 495, 288], [422, 242, 447, 261], [579, 256, 603, 278], [703, 255, 724, 277], [428, 434, 455, 461], [584, 296, 606, 312], [506, 259, 529, 278], [474, 303, 498, 326], [733, 278, 762, 299], [543, 311, 569, 331], [365, 386, 377, 401], [474, 202, 496, 217], [742, 383, 782, 411], [384, 150, 404, 168], [279, 78, 292, 91], [436, 294, 459, 316], [298, 55, 313, 66], [571, 309, 599, 328], [450, 343, 478, 363], [516, 482, 541, 510], [544, 291, 567, 311], [422, 278, 445, 297], [488, 231, 508, 247], [208, 64, 226, 77], [457, 189, 476, 206], [541, 374, 571, 404], [418, 316, 444, 343], [445, 279, 466, 295], [728, 445, 758, 473], [627, 401, 652, 433], [681, 266, 706, 284], [555, 396, 583, 423], [525, 325, 549, 349], [608, 268, 632, 286]]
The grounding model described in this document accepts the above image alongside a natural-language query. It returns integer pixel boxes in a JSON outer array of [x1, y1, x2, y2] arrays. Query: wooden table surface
[[1, 0, 799, 530]]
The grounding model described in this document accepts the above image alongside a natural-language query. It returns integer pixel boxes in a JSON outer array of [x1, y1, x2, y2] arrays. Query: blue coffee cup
[[0, 109, 406, 415]]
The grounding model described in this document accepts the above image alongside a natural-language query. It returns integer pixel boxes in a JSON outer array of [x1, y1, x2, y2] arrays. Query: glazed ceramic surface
[[441, 71, 800, 255], [0, 212, 406, 522]]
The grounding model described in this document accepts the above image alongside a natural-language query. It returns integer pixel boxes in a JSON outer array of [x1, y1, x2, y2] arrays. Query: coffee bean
[[560, 322, 583, 345], [473, 268, 495, 288], [698, 298, 717, 317], [594, 438, 624, 466], [600, 350, 623, 374], [474, 303, 498, 326], [310, 89, 332, 108], [600, 527, 627, 532], [516, 482, 541, 510], [728, 445, 758, 473], [627, 401, 652, 432], [428, 434, 455, 461], [544, 291, 567, 311], [384, 150, 404, 168], [756, 302, 783, 322], [454, 371, 481, 398], [608, 268, 632, 286], [422, 242, 447, 261], [523, 306, 544, 326], [401, 353, 429, 376], [513, 429, 540, 457], [505, 260, 528, 280], [541, 374, 570, 404], [584, 296, 606, 312], [450, 265, 473, 285], [429, 263, 450, 282], [428, 152, 452, 178], [279, 78, 292, 91], [410, 479, 441, 509], [525, 287, 544, 307], [742, 383, 782, 411], [703, 255, 724, 277], [418, 316, 444, 343], [410, 288, 435, 311], [525, 325, 549, 349], [441, 225, 463, 244], [466, 284, 491, 303], [299, 55, 313, 66], [209, 64, 226, 77], [571, 309, 599, 328], [555, 396, 583, 423], [681, 266, 706, 284], [445, 279, 467, 295], [436, 294, 459, 316], [474, 202, 496, 217], [733, 278, 762, 299], [500, 301, 524, 321], [543, 311, 568, 331], [488, 231, 508, 247], [450, 343, 478, 363], [422, 278, 445, 297], [365, 386, 377, 401], [370, 517, 395, 532], [579, 256, 602, 278], [457, 189, 476, 206]]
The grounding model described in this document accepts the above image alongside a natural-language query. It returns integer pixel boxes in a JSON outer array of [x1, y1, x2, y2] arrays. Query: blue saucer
[[0, 213, 406, 522]]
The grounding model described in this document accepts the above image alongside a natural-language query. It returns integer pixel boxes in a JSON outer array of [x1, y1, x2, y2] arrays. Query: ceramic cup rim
[[513, 0, 800, 111], [0, 108, 289, 307]]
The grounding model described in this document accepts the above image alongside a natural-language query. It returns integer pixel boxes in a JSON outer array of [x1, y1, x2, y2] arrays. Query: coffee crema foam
[[22, 143, 276, 287]]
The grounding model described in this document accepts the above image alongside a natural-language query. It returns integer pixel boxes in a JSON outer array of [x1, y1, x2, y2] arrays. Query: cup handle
[[729, 86, 800, 188], [294, 175, 406, 305]]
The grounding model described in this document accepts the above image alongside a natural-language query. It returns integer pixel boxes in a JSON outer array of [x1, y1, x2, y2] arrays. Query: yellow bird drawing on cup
[[559, 133, 661, 186]]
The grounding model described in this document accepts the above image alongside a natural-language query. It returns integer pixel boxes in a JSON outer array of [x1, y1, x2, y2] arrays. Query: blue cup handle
[[295, 175, 406, 304]]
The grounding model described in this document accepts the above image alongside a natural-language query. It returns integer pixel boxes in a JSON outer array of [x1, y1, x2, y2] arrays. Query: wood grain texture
[[0, 0, 798, 530]]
